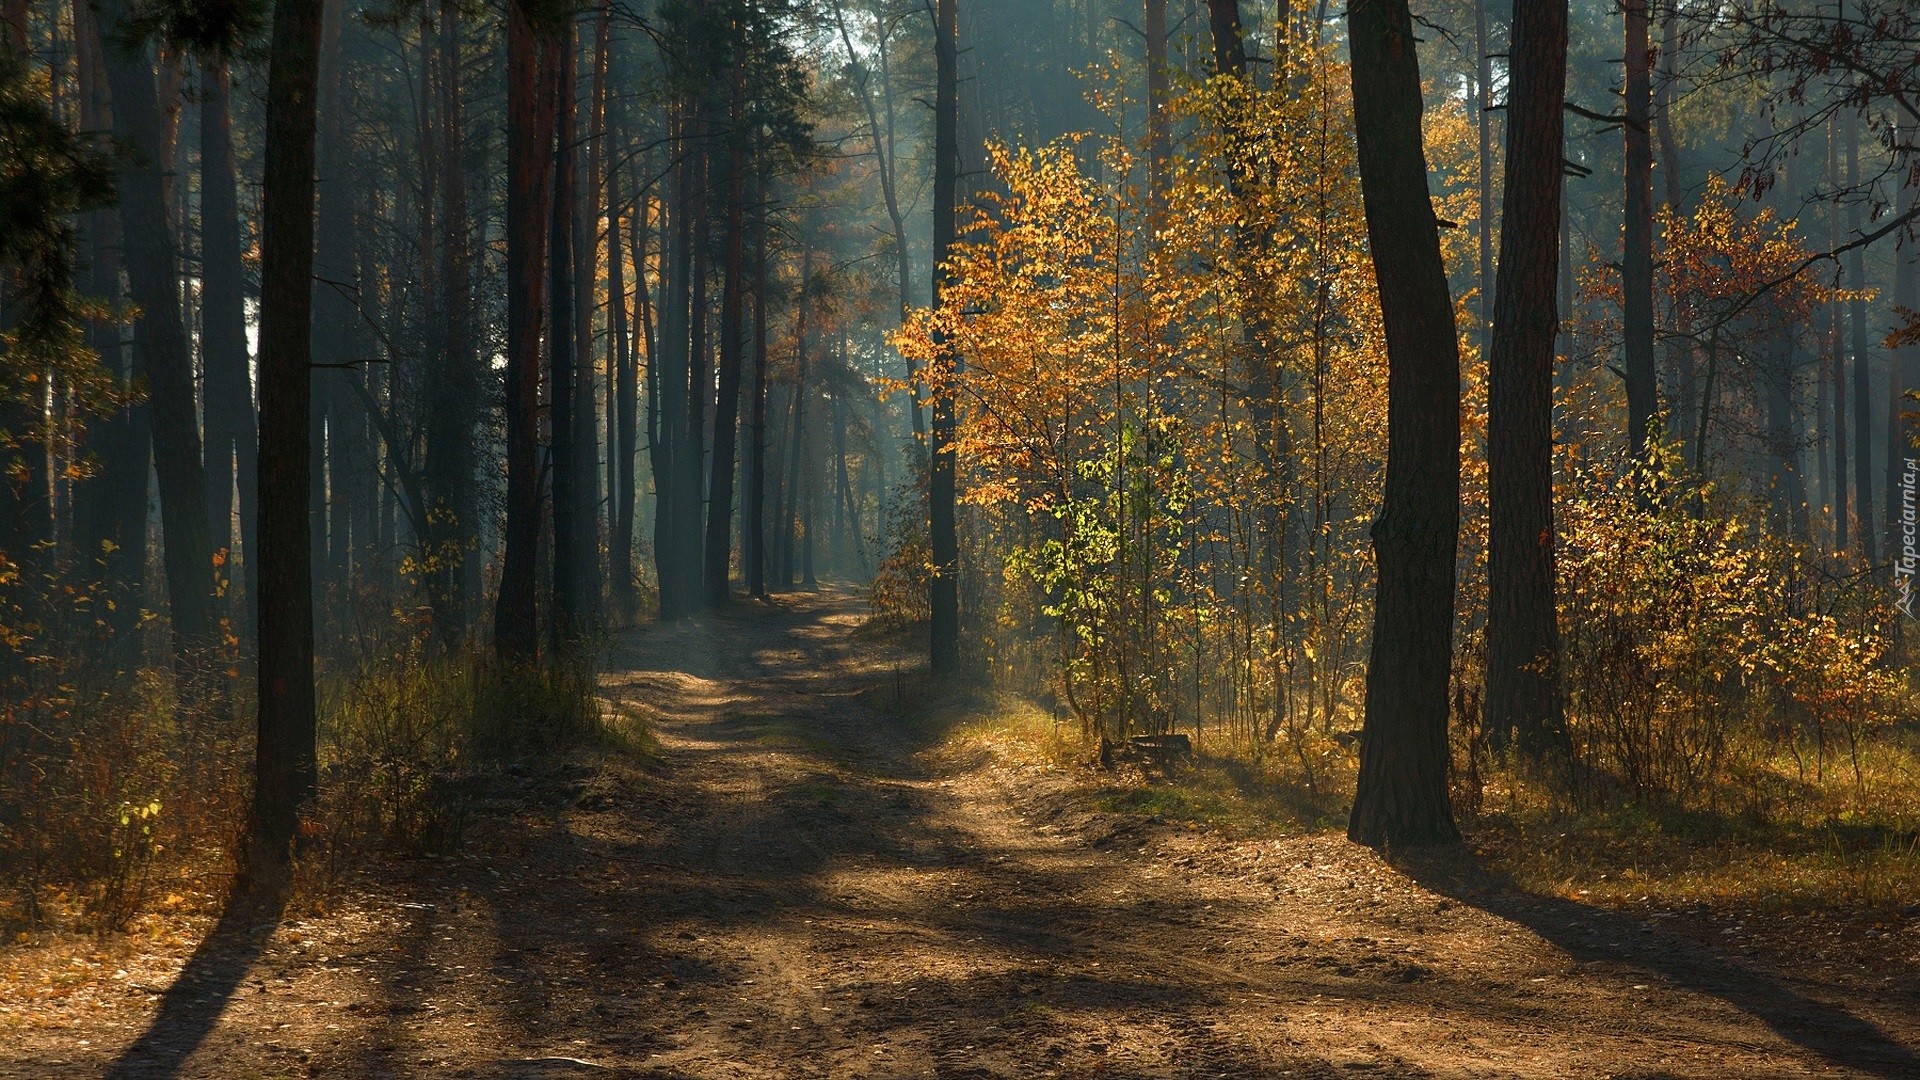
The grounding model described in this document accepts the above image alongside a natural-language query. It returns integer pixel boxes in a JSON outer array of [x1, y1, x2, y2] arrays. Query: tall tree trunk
[[1655, 3, 1681, 212], [676, 116, 711, 611], [1831, 117, 1849, 553], [423, 0, 477, 639], [831, 0, 920, 438], [71, 0, 147, 648], [1893, 125, 1917, 571], [1623, 0, 1655, 460], [497, 2, 557, 660], [1475, 0, 1494, 363], [550, 29, 581, 647], [744, 166, 770, 598], [312, 0, 356, 589], [200, 59, 258, 628], [1847, 102, 1875, 558], [704, 41, 750, 605], [250, 0, 325, 874], [609, 139, 637, 624], [1145, 0, 1169, 212], [1344, 0, 1461, 849], [781, 245, 812, 589], [1485, 0, 1567, 755], [575, 0, 610, 621], [94, 0, 217, 678], [929, 0, 961, 676], [654, 102, 696, 619]]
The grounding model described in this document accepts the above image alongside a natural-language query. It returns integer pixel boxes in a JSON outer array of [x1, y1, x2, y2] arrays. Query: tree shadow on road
[[103, 884, 286, 1080], [1393, 845, 1920, 1079]]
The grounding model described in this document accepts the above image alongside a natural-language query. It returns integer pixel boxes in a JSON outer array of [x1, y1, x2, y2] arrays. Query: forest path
[[12, 588, 1920, 1078]]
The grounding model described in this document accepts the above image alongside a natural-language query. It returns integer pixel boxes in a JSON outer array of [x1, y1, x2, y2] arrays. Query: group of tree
[[3, 0, 1919, 893]]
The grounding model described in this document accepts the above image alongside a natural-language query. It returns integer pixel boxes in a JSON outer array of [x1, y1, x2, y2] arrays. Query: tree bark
[[704, 36, 750, 606], [609, 133, 637, 623], [1485, 0, 1567, 756], [1624, 0, 1655, 461], [1344, 0, 1461, 849], [575, 0, 609, 620], [1893, 125, 1917, 565], [199, 59, 259, 629], [550, 28, 581, 648], [929, 0, 961, 676], [1847, 102, 1875, 557], [423, 0, 478, 639], [744, 165, 770, 598], [497, 1, 557, 660], [250, 0, 325, 873], [94, 0, 217, 678], [1831, 117, 1849, 553], [1475, 0, 1494, 364]]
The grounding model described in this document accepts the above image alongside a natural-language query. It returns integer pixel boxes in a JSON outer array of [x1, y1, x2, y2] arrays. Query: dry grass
[[928, 684, 1920, 916]]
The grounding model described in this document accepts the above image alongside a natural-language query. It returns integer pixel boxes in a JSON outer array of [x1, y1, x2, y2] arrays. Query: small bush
[[313, 650, 605, 863]]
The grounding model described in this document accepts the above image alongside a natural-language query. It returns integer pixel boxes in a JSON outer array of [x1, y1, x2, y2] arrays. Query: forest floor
[[6, 589, 1920, 1079]]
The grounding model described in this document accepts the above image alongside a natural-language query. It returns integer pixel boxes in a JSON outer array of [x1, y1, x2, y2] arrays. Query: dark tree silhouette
[[1345, 0, 1461, 849]]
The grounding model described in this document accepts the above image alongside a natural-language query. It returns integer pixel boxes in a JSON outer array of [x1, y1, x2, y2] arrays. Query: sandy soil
[[5, 590, 1919, 1078]]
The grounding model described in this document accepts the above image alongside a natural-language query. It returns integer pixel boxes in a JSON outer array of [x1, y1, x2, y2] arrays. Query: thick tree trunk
[[497, 3, 557, 660], [199, 60, 258, 628], [551, 32, 581, 647], [1344, 0, 1461, 849], [929, 0, 961, 676], [1485, 0, 1567, 755], [250, 0, 325, 873], [704, 47, 750, 606], [94, 0, 217, 677], [1624, 0, 1656, 460]]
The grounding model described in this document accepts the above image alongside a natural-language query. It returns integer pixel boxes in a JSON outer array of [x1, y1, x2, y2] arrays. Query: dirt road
[[8, 591, 1919, 1078]]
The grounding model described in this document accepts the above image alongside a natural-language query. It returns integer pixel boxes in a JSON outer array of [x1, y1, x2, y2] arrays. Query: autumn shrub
[[0, 555, 252, 935], [313, 646, 603, 863], [1556, 450, 1901, 810]]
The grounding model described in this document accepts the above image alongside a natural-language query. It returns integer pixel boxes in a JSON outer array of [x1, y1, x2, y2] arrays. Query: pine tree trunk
[[497, 3, 557, 659], [1345, 0, 1461, 849], [1847, 103, 1875, 558], [704, 44, 750, 607], [200, 60, 258, 628], [1476, 0, 1494, 363], [94, 0, 217, 679], [609, 136, 637, 624], [744, 166, 770, 598], [1485, 0, 1567, 755], [575, 2, 609, 621], [1623, 0, 1655, 460], [929, 0, 961, 676], [551, 29, 581, 647], [423, 0, 478, 639], [250, 0, 325, 873], [1831, 118, 1849, 554], [1893, 129, 1917, 569]]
